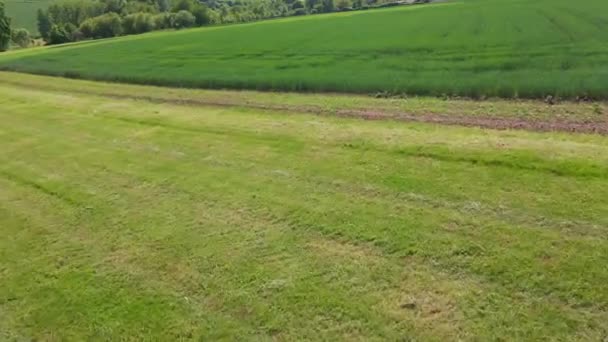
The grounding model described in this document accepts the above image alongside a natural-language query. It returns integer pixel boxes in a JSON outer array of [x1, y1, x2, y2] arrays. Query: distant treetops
[[32, 0, 401, 46], [35, 0, 212, 44]]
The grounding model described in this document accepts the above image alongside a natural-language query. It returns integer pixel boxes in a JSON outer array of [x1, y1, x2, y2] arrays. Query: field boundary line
[[1, 76, 607, 135]]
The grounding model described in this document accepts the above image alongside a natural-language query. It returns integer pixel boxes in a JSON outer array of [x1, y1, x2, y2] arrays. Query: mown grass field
[[1, 0, 608, 98], [1, 72, 608, 340], [3, 0, 51, 34]]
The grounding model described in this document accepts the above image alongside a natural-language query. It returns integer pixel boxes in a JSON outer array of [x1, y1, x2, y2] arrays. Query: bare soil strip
[[2, 73, 607, 135], [335, 109, 608, 134]]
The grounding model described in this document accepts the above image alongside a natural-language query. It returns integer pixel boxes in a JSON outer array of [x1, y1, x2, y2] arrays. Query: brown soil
[[334, 109, 608, 135], [4, 78, 607, 135]]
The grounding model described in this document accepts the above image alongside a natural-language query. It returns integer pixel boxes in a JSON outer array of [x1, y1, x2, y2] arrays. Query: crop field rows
[[1, 72, 607, 340], [1, 0, 608, 338], [1, 0, 607, 98]]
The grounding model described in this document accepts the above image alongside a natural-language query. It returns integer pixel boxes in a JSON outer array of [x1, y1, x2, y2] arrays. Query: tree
[[79, 12, 122, 39], [78, 18, 95, 37], [0, 1, 11, 52], [321, 0, 334, 12], [11, 28, 31, 48], [46, 0, 105, 28], [64, 22, 78, 38], [122, 13, 137, 33], [173, 10, 195, 29], [171, 0, 211, 26], [157, 0, 170, 12], [335, 0, 350, 10], [291, 0, 305, 10], [49, 24, 71, 44], [305, 0, 318, 11], [191, 5, 212, 26], [102, 0, 127, 14], [292, 7, 306, 15], [37, 9, 52, 40], [123, 12, 155, 34], [123, 1, 157, 14], [172, 0, 195, 12], [95, 13, 122, 37], [38, 0, 107, 43], [153, 12, 173, 29]]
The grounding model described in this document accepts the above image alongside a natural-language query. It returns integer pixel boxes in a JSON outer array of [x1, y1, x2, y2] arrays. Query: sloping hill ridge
[[1, 0, 607, 99]]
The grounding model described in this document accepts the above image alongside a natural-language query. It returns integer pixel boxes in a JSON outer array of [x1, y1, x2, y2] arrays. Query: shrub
[[103, 0, 126, 14], [11, 28, 31, 48], [171, 0, 212, 27], [79, 19, 94, 37], [29, 38, 46, 47], [336, 0, 351, 10], [40, 0, 111, 43], [321, 0, 334, 12], [206, 9, 220, 24], [191, 6, 213, 26], [123, 1, 157, 14], [49, 24, 71, 44], [46, 0, 105, 27], [173, 10, 195, 29], [95, 13, 122, 37], [292, 0, 306, 10], [293, 8, 307, 15], [171, 0, 197, 12], [79, 13, 122, 39], [64, 22, 78, 37], [153, 12, 173, 30], [305, 0, 319, 10], [157, 0, 170, 12], [71, 29, 85, 41], [123, 12, 155, 34]]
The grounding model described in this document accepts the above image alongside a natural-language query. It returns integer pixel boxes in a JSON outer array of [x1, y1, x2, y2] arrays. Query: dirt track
[[334, 109, 608, 135], [1, 75, 606, 135]]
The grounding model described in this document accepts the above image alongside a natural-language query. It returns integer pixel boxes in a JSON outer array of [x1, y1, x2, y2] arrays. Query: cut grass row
[[1, 0, 608, 99], [1, 73, 607, 340], [2, 71, 607, 134]]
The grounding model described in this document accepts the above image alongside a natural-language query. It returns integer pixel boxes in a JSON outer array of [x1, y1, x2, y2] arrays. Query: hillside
[[0, 0, 607, 98], [3, 0, 51, 34], [1, 71, 608, 339], [2, 0, 608, 337]]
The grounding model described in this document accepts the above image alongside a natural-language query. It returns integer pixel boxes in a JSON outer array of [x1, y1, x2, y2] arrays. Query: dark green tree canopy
[[11, 27, 31, 48], [33, 0, 407, 46], [0, 1, 12, 51]]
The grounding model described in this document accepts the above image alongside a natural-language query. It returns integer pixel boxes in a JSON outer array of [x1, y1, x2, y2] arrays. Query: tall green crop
[[1, 0, 607, 98]]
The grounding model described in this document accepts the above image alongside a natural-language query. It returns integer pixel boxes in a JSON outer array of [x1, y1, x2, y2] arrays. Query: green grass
[[1, 0, 608, 98], [3, 0, 51, 34], [1, 72, 608, 340]]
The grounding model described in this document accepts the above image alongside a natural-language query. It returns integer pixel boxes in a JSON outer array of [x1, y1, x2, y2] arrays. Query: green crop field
[[3, 0, 52, 34], [1, 72, 608, 340], [1, 0, 608, 98]]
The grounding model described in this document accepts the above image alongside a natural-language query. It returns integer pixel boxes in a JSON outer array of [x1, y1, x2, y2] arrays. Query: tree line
[[0, 2, 11, 51], [1, 0, 406, 50]]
